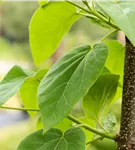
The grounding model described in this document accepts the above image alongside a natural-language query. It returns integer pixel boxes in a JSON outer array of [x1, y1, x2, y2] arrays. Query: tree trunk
[[117, 37, 135, 150]]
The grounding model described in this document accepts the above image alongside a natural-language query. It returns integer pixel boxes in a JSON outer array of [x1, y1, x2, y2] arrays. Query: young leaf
[[103, 113, 117, 133], [30, 2, 80, 66], [83, 74, 119, 121], [96, 0, 135, 45], [105, 40, 125, 84], [38, 43, 108, 131], [38, 0, 49, 7], [20, 69, 48, 117], [0, 65, 32, 106], [17, 128, 86, 150]]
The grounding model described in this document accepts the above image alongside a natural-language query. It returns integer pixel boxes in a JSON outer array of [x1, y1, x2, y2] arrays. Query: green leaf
[[0, 65, 32, 106], [30, 2, 80, 66], [96, 0, 135, 45], [103, 113, 117, 133], [38, 43, 108, 131], [17, 128, 86, 150], [38, 0, 49, 7], [83, 74, 119, 121], [37, 117, 72, 132], [20, 69, 48, 117], [105, 40, 125, 84]]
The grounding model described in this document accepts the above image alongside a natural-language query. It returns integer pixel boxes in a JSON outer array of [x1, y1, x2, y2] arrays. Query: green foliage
[[2, 0, 135, 149], [38, 0, 49, 7], [17, 128, 86, 150], [96, 0, 135, 45], [30, 2, 80, 66], [38, 44, 108, 131], [105, 40, 125, 84], [20, 69, 48, 117], [83, 74, 119, 121], [0, 65, 32, 105]]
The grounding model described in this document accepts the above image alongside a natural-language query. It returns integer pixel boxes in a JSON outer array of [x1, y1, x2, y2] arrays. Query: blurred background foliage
[[0, 1, 119, 150]]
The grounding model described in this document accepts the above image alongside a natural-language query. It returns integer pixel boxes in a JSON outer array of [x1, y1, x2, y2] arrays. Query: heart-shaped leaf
[[30, 2, 80, 66], [96, 0, 135, 45], [0, 65, 32, 106], [38, 43, 108, 131], [17, 128, 86, 150]]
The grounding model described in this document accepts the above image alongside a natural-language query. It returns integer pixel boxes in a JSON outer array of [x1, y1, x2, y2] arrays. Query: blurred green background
[[0, 1, 120, 150]]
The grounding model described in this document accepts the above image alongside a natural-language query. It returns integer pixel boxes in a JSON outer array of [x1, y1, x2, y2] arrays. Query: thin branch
[[66, 0, 118, 29], [86, 136, 103, 145], [92, 0, 95, 10], [67, 115, 115, 140], [0, 105, 39, 111], [0, 105, 115, 140], [100, 29, 119, 42]]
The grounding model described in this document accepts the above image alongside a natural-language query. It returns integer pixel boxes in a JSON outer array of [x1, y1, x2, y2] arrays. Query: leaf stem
[[67, 115, 115, 140], [0, 105, 39, 112], [86, 136, 103, 145], [0, 105, 115, 140], [97, 120, 109, 133], [66, 0, 118, 29], [100, 29, 119, 42], [92, 0, 95, 10]]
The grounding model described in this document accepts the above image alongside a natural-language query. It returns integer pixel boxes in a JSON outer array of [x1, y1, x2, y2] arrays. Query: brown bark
[[117, 37, 135, 150]]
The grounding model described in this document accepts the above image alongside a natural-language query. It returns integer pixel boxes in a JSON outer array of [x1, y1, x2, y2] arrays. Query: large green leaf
[[0, 66, 32, 106], [17, 128, 86, 150], [30, 2, 80, 66], [83, 74, 119, 121], [38, 0, 49, 7], [96, 0, 135, 45], [38, 43, 108, 131], [20, 69, 48, 117], [105, 40, 125, 84]]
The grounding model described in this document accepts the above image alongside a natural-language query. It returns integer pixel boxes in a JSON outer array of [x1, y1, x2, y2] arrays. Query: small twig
[[66, 0, 118, 29], [92, 0, 95, 10], [0, 105, 39, 112], [86, 136, 103, 145], [0, 105, 115, 140], [67, 115, 115, 140], [100, 29, 119, 42]]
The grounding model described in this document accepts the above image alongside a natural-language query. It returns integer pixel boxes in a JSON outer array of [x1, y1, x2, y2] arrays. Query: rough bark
[[117, 37, 135, 150]]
